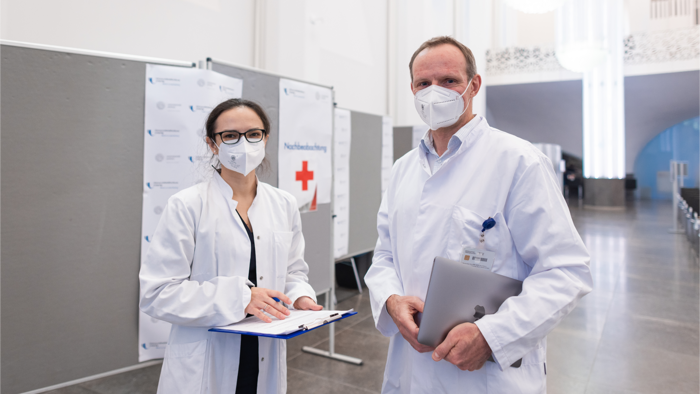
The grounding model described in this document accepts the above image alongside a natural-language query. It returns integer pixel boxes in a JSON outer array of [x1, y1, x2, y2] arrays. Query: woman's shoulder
[[167, 181, 210, 208], [258, 181, 298, 211]]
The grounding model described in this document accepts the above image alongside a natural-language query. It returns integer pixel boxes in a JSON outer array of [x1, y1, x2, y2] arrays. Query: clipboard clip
[[298, 313, 343, 331]]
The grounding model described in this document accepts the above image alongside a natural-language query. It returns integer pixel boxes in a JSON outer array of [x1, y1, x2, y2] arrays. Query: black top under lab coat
[[236, 210, 259, 394]]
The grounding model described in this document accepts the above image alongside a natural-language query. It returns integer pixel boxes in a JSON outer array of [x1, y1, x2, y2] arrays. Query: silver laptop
[[417, 256, 523, 366]]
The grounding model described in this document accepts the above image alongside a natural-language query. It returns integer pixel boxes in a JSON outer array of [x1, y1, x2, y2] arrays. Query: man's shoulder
[[481, 126, 547, 167], [392, 146, 422, 172]]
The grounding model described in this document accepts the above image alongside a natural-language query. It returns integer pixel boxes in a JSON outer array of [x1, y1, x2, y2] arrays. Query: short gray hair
[[409, 36, 477, 81]]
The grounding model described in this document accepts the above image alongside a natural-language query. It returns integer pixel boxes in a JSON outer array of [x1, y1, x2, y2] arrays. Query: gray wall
[[341, 111, 383, 259], [2, 45, 147, 393], [210, 61, 332, 293], [486, 80, 584, 158], [486, 71, 700, 172], [393, 126, 414, 162]]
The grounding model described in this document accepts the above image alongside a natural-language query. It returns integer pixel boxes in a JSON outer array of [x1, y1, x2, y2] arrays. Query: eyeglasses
[[214, 128, 267, 145]]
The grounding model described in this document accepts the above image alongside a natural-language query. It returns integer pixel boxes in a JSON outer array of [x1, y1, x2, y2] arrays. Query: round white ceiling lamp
[[503, 0, 568, 14], [555, 42, 608, 73], [555, 0, 610, 73]]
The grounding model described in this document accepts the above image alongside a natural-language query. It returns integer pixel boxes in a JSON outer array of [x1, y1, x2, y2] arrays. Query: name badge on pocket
[[461, 246, 495, 270]]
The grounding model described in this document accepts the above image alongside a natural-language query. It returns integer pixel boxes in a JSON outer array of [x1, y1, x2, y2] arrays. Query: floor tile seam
[[625, 312, 700, 330], [333, 314, 374, 336], [75, 385, 103, 394], [345, 326, 388, 339], [287, 351, 303, 362], [583, 380, 646, 394], [621, 274, 700, 287], [287, 366, 380, 393]]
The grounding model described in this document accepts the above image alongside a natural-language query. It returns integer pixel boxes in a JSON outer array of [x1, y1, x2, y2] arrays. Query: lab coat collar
[[213, 170, 265, 236], [417, 115, 486, 175], [212, 171, 237, 210], [454, 115, 487, 155], [212, 170, 262, 210], [419, 114, 484, 157]]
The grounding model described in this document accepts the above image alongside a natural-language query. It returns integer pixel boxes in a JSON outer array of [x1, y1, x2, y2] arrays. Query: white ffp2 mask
[[217, 140, 265, 176], [414, 80, 472, 130]]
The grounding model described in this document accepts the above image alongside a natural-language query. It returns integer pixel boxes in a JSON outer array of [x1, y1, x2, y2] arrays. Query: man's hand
[[432, 323, 492, 371], [385, 295, 435, 353], [293, 296, 323, 311]]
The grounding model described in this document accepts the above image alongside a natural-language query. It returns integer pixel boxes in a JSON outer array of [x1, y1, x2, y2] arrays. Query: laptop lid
[[416, 256, 523, 349]]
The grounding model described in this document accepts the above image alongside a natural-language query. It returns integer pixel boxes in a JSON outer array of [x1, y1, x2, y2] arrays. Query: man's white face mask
[[217, 139, 265, 176], [413, 79, 472, 130]]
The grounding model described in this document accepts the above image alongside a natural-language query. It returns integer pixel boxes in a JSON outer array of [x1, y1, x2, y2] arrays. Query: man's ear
[[470, 74, 482, 98]]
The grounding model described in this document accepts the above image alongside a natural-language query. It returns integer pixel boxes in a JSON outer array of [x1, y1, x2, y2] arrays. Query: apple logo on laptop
[[473, 305, 486, 321]]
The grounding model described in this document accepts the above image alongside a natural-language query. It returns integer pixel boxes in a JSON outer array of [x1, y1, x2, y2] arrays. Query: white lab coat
[[139, 172, 316, 394], [365, 116, 593, 394]]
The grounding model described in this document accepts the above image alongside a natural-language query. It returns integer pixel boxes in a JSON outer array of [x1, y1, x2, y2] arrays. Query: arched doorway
[[633, 117, 699, 200]]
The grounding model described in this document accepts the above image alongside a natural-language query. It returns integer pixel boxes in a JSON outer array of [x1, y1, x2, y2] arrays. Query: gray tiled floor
[[44, 201, 699, 393]]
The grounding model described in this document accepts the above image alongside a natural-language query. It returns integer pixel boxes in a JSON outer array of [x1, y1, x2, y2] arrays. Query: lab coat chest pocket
[[447, 207, 505, 273], [158, 339, 208, 394], [273, 231, 293, 283]]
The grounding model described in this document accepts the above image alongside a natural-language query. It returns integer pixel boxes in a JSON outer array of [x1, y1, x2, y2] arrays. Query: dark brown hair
[[408, 36, 477, 82], [205, 98, 271, 172]]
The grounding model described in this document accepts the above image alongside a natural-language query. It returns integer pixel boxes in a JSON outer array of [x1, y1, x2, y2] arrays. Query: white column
[[582, 0, 625, 179], [558, 0, 625, 179], [455, 0, 492, 120]]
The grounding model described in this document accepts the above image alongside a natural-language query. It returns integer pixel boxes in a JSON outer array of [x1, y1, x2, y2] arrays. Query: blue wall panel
[[634, 117, 699, 200]]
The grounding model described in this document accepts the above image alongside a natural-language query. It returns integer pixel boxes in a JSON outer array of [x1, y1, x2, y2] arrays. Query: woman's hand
[[244, 287, 292, 323], [293, 296, 323, 311]]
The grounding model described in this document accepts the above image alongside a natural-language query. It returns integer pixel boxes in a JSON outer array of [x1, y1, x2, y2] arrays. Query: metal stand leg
[[350, 257, 363, 294], [670, 191, 684, 234], [670, 161, 685, 234], [301, 289, 363, 365], [578, 185, 583, 208]]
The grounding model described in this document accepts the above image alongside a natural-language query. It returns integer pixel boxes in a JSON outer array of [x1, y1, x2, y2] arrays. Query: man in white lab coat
[[364, 36, 593, 393]]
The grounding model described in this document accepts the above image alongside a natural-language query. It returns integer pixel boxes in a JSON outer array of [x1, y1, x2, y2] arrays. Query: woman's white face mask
[[413, 79, 472, 130], [216, 139, 265, 176]]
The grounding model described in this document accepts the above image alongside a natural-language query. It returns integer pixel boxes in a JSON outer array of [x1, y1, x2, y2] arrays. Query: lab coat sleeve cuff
[[475, 318, 507, 371], [375, 296, 400, 337]]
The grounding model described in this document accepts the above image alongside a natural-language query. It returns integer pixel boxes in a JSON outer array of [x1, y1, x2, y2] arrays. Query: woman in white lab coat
[[139, 98, 322, 394]]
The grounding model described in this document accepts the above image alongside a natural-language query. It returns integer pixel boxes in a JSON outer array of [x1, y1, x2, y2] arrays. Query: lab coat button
[[257, 236, 260, 240], [261, 357, 265, 362], [260, 276, 263, 280]]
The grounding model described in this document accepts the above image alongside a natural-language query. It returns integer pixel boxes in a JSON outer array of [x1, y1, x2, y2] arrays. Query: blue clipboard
[[208, 311, 358, 340]]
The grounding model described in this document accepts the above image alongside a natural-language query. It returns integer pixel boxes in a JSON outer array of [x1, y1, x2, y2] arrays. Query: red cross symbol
[[295, 161, 314, 191]]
